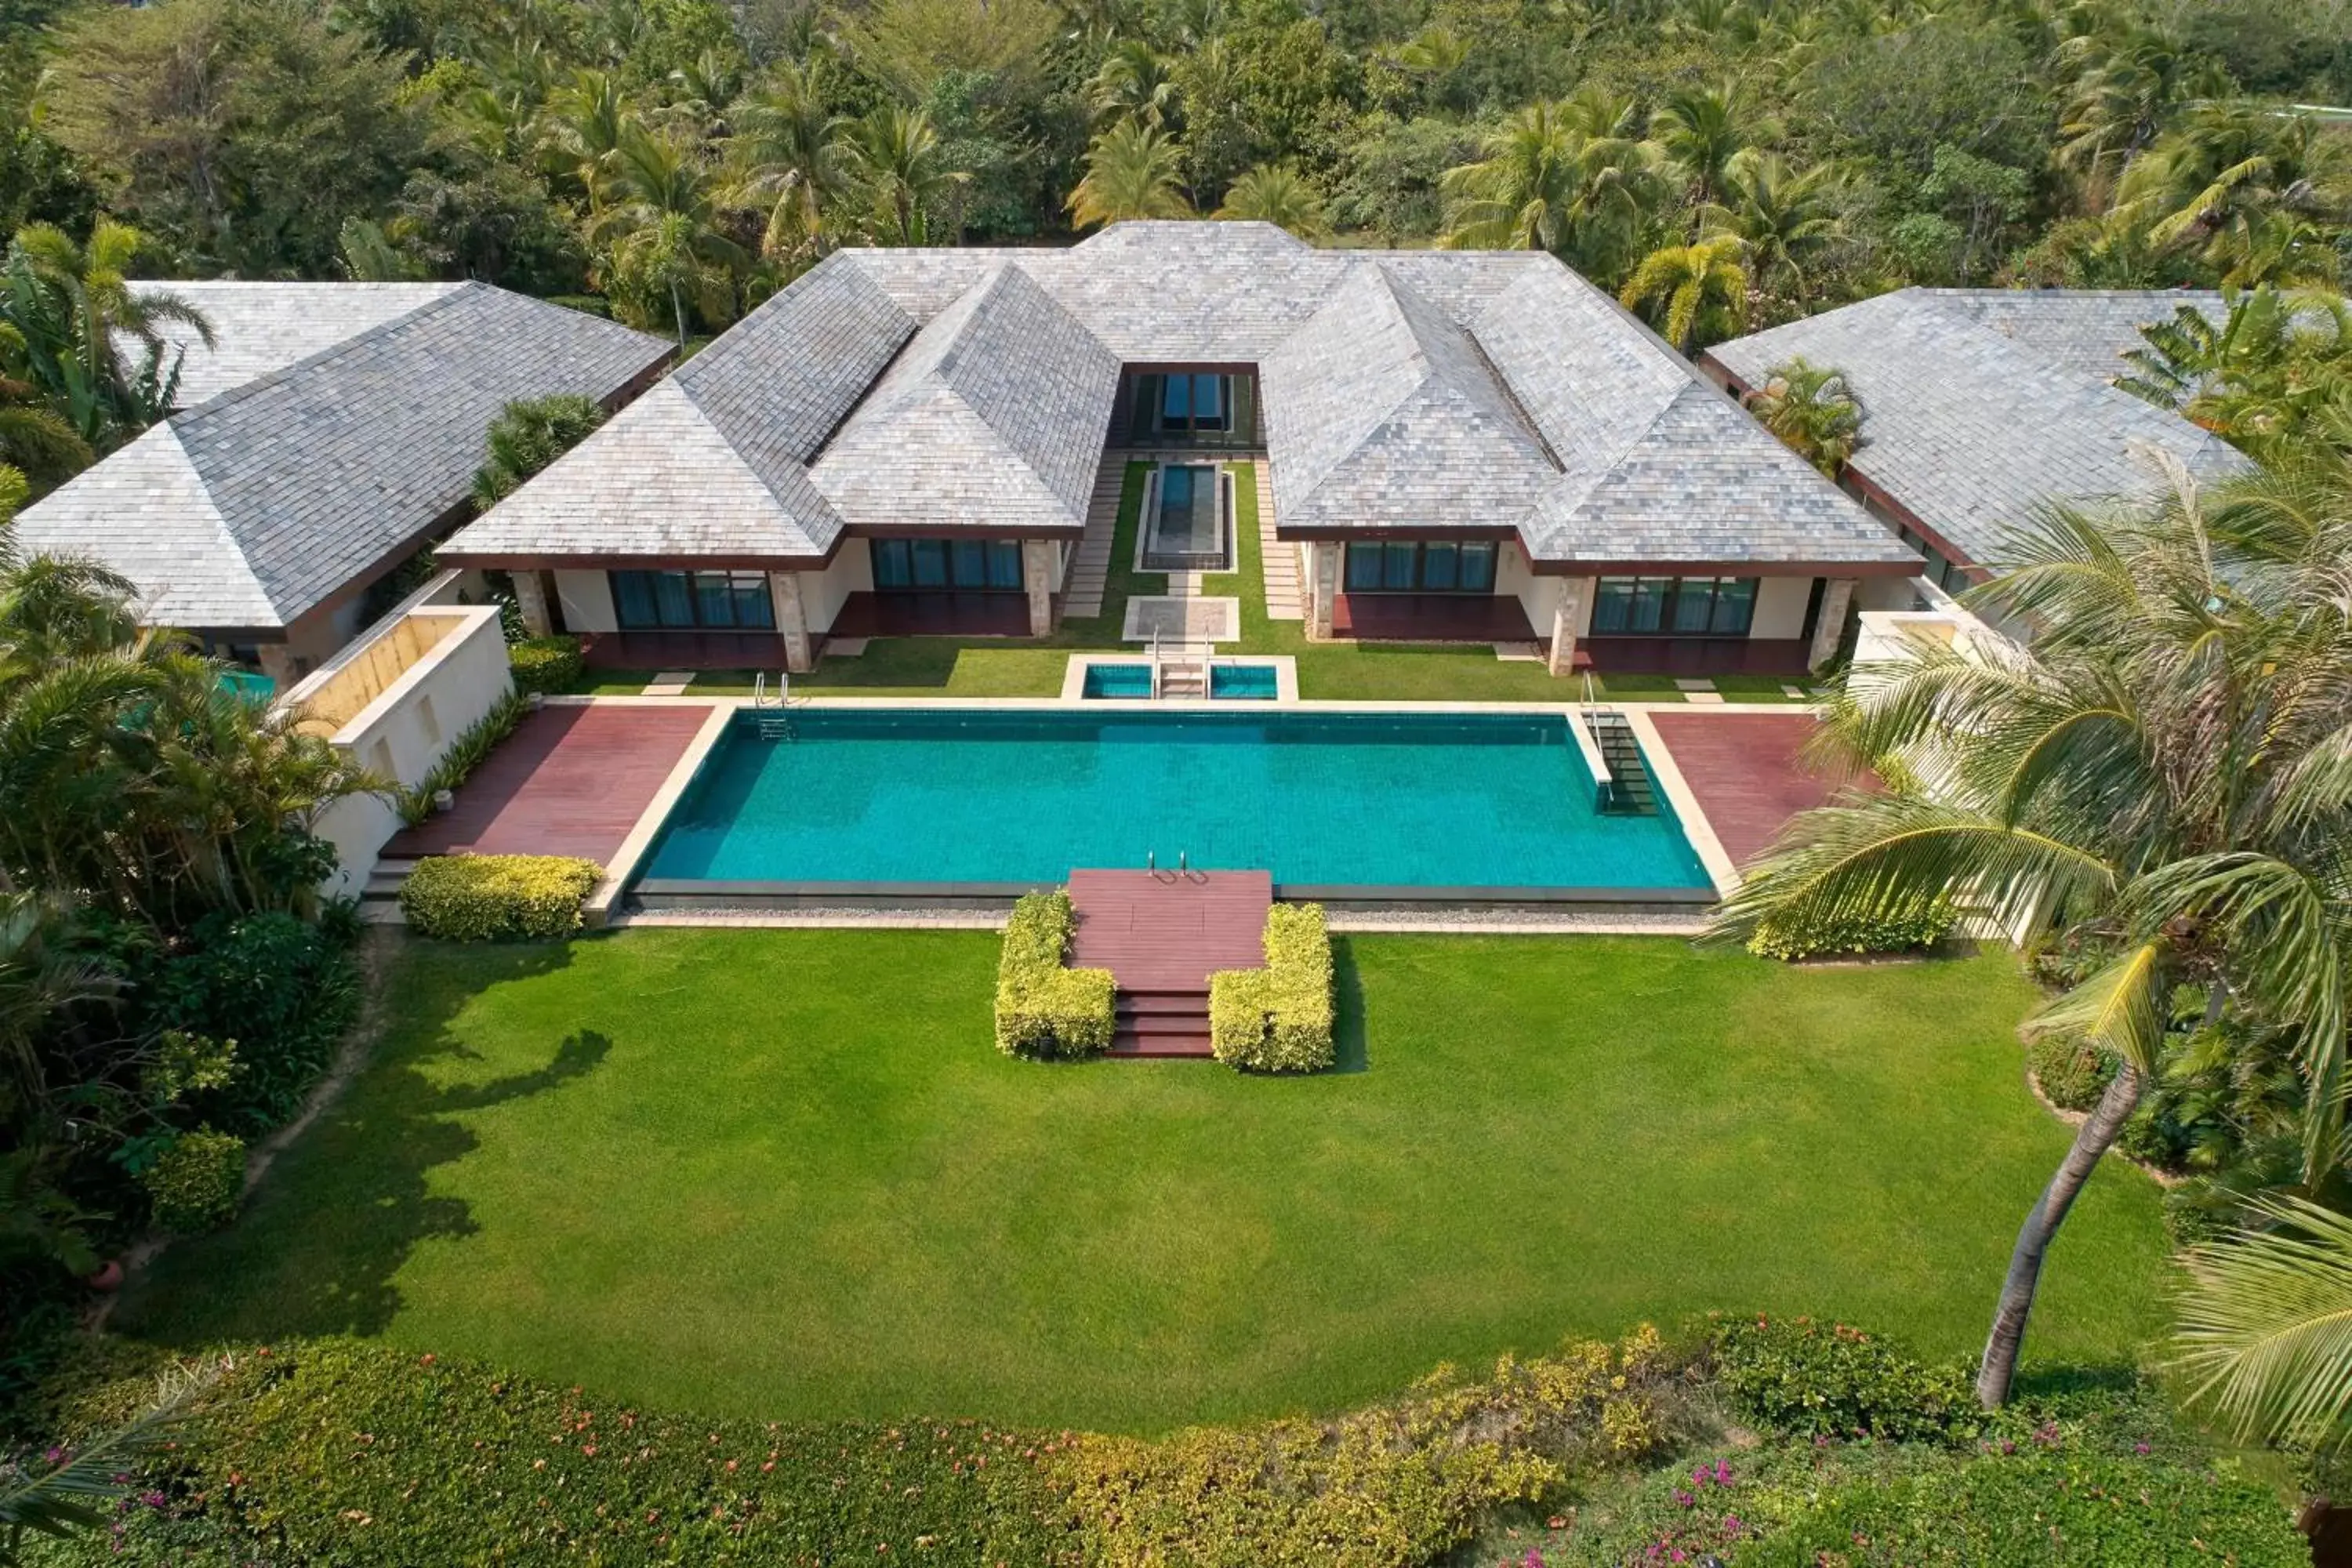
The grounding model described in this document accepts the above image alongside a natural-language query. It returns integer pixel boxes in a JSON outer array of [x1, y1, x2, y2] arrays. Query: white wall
[[1501, 544, 1582, 637], [554, 570, 618, 633], [285, 606, 514, 900], [801, 539, 873, 636], [1751, 576, 1814, 641]]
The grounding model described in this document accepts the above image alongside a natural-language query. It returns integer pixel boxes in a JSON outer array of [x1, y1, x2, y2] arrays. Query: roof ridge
[[165, 281, 493, 429], [661, 375, 847, 538]]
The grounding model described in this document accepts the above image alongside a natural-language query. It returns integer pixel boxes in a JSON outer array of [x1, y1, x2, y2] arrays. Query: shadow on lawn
[[120, 941, 614, 1345], [1331, 936, 1370, 1074]]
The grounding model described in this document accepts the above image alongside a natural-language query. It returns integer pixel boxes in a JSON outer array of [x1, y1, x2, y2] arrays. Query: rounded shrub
[[2028, 1033, 2114, 1112], [1711, 1314, 1976, 1443], [399, 854, 601, 941], [142, 1129, 247, 1233], [507, 635, 584, 695]]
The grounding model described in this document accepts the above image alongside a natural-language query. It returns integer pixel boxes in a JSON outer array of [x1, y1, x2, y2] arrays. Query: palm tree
[[472, 394, 607, 509], [1713, 463, 2352, 1409], [1744, 357, 1864, 476], [729, 62, 851, 268], [590, 119, 747, 347], [1091, 38, 1179, 131], [2116, 288, 2352, 450], [2052, 11, 2219, 198], [0, 221, 212, 451], [1704, 151, 1845, 298], [1214, 164, 1327, 238], [1440, 97, 1661, 277], [1653, 80, 1776, 216], [540, 69, 631, 210], [2174, 1195, 2352, 1450], [1, 1357, 221, 1562], [1067, 121, 1192, 230], [2113, 107, 2352, 285], [844, 105, 959, 247], [1619, 235, 1748, 353]]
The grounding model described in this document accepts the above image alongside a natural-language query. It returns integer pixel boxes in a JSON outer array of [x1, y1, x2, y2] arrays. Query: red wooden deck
[[1642, 711, 1864, 869], [384, 703, 714, 866], [1068, 868, 1272, 1058], [1331, 593, 1535, 642]]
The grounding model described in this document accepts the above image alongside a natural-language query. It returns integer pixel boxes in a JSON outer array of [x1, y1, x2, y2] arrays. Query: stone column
[[1809, 577, 1857, 671], [1307, 542, 1338, 640], [1546, 577, 1592, 678], [510, 570, 552, 637], [256, 641, 301, 688], [1021, 539, 1058, 637], [766, 572, 814, 673]]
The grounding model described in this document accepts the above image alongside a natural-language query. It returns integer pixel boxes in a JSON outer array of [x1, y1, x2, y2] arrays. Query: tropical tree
[[0, 220, 211, 452], [2112, 107, 2352, 288], [2174, 1195, 2352, 1450], [1440, 95, 1661, 278], [1619, 235, 1748, 352], [590, 119, 746, 346], [729, 61, 851, 269], [2117, 287, 2352, 451], [1067, 121, 1191, 230], [1653, 80, 1776, 216], [1744, 357, 1865, 475], [472, 394, 608, 509], [1091, 38, 1179, 131], [1704, 151, 1846, 297], [1712, 464, 2352, 1409], [1214, 163, 1327, 237], [0, 1356, 222, 1563], [844, 104, 959, 246], [541, 69, 632, 210]]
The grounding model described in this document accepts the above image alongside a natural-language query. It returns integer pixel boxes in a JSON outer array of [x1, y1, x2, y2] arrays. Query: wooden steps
[[1068, 868, 1272, 1060]]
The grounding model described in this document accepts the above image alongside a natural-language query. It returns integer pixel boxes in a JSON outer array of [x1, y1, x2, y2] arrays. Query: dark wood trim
[[438, 550, 835, 571], [1276, 524, 1520, 543], [1837, 467, 1987, 580], [1530, 556, 1919, 578]]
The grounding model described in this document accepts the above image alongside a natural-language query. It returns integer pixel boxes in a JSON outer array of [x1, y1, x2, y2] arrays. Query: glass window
[[1162, 375, 1191, 421], [1670, 577, 1719, 634], [1345, 543, 1385, 591], [1128, 374, 1162, 441], [952, 539, 989, 587], [910, 539, 949, 588], [1192, 374, 1227, 431], [1459, 542, 1497, 592], [731, 573, 775, 630], [695, 572, 736, 626], [1708, 578, 1757, 635], [1420, 541, 1458, 591], [653, 570, 696, 627], [873, 539, 911, 589], [986, 541, 1024, 589], [1383, 542, 1417, 590], [613, 571, 659, 628]]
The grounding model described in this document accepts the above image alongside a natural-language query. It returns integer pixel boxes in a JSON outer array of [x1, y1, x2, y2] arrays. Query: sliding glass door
[[611, 570, 777, 630], [1589, 575, 1758, 637], [871, 538, 1025, 592], [1121, 372, 1260, 448], [1341, 539, 1498, 593]]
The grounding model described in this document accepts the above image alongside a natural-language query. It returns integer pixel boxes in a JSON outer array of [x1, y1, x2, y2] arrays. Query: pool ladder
[[752, 672, 793, 740]]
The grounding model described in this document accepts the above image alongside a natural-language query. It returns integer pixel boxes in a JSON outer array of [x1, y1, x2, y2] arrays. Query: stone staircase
[[1064, 461, 1129, 619], [1156, 645, 1210, 698], [362, 855, 420, 914], [1113, 989, 1212, 1056]]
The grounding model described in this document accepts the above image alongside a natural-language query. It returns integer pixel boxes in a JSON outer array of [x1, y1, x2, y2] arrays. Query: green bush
[[993, 891, 1115, 1059], [506, 634, 584, 695], [37, 1339, 1071, 1566], [1712, 1314, 1977, 1443], [399, 854, 601, 942], [151, 911, 358, 1134], [396, 691, 526, 827], [1209, 903, 1334, 1073], [140, 1129, 245, 1234], [1748, 898, 1958, 962], [1739, 1450, 2307, 1566], [2029, 1032, 2115, 1112]]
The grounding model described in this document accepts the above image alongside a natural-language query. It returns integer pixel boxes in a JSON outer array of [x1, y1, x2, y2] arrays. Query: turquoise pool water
[[1079, 663, 1280, 700], [644, 710, 1711, 891], [1081, 664, 1154, 698]]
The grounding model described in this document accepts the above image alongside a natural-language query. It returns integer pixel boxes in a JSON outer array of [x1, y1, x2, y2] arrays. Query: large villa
[[437, 221, 1919, 678]]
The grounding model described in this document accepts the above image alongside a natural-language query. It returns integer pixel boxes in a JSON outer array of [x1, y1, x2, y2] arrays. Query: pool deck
[[1640, 710, 1855, 867], [1069, 868, 1272, 1058]]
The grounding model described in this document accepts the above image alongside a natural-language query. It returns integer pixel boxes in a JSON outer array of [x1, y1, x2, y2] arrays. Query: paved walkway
[[1254, 457, 1301, 620], [385, 703, 717, 867], [1642, 710, 1859, 867], [1064, 461, 1127, 619]]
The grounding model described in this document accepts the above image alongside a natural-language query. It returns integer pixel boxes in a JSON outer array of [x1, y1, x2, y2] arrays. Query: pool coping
[[1058, 653, 1301, 702]]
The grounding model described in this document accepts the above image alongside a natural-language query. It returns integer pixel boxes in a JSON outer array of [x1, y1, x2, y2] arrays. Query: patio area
[[1642, 710, 1859, 866]]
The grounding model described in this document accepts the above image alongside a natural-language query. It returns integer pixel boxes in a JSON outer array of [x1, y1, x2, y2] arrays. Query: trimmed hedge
[[507, 634, 584, 695], [993, 891, 1115, 1059], [399, 854, 601, 942], [2030, 1032, 2116, 1112], [139, 1129, 246, 1234], [1748, 897, 1958, 961], [1208, 903, 1334, 1072], [1712, 1313, 1977, 1443]]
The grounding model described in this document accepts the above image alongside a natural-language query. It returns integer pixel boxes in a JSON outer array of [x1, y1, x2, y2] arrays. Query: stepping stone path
[[643, 670, 695, 696]]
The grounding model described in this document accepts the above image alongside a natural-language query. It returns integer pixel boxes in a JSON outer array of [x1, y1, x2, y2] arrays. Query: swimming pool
[[641, 709, 1713, 895], [1078, 662, 1281, 700]]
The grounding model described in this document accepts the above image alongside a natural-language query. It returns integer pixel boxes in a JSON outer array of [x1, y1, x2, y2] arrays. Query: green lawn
[[644, 463, 1817, 703], [116, 931, 2166, 1434]]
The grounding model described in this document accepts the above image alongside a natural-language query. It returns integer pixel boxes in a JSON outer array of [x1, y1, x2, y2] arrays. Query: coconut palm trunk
[[1976, 1060, 2144, 1406]]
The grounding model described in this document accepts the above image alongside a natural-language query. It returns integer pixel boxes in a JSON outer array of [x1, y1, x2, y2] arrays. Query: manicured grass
[[116, 931, 2167, 1434]]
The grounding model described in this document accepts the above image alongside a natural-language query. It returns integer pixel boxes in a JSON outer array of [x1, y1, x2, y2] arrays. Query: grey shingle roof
[[125, 281, 468, 410], [1709, 288, 2251, 568], [18, 282, 670, 631], [445, 221, 1914, 574]]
